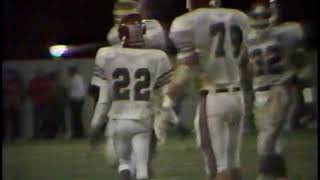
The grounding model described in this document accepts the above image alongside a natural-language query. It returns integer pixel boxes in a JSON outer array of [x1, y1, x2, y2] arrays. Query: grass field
[[3, 129, 317, 180]]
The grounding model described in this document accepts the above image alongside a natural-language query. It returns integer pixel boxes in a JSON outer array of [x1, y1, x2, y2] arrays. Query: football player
[[89, 0, 174, 172], [246, 3, 305, 180], [165, 0, 253, 179], [90, 13, 173, 180], [107, 0, 166, 51]]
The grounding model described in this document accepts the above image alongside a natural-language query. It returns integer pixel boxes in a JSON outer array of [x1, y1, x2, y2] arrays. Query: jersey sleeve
[[274, 22, 304, 50], [170, 17, 198, 65], [107, 25, 120, 46], [154, 52, 173, 89], [144, 19, 166, 50], [234, 12, 250, 52], [91, 48, 109, 87]]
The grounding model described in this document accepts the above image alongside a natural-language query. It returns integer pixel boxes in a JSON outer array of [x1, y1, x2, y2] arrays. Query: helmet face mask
[[249, 5, 272, 30], [118, 13, 146, 48]]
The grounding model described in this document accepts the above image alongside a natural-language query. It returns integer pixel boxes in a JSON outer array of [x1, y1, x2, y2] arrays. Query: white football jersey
[[170, 8, 250, 86], [91, 47, 172, 120], [246, 22, 304, 89], [107, 19, 166, 51]]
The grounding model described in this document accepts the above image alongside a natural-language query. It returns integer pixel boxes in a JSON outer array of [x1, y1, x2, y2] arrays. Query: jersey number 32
[[112, 68, 151, 101]]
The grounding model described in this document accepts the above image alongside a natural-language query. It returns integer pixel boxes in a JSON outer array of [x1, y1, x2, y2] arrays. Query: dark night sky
[[3, 0, 316, 60], [4, 0, 116, 59]]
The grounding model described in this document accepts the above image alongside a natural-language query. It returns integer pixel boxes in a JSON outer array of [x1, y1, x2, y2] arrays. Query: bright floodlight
[[49, 45, 68, 58]]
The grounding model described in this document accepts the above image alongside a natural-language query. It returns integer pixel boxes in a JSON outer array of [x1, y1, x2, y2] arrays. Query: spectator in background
[[3, 69, 25, 141], [46, 71, 68, 138], [28, 69, 53, 139], [67, 66, 86, 138]]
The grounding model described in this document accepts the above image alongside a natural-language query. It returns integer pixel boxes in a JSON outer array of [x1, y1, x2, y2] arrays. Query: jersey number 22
[[112, 68, 151, 101]]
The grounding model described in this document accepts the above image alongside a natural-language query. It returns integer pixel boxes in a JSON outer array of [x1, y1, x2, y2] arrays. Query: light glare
[[49, 45, 68, 58]]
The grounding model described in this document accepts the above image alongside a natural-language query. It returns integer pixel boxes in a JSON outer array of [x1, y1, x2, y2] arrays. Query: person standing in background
[[67, 66, 86, 138], [28, 70, 53, 139], [46, 71, 68, 138], [3, 69, 25, 141]]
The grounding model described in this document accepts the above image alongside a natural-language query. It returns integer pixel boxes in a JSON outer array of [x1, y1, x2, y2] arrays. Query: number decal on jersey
[[209, 23, 243, 58], [250, 48, 264, 75], [112, 68, 151, 101], [112, 68, 130, 100], [134, 68, 151, 101], [210, 22, 226, 57], [250, 46, 283, 75], [266, 45, 281, 65], [230, 25, 243, 58]]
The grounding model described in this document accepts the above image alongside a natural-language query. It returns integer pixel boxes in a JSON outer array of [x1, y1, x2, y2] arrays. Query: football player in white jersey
[[89, 14, 173, 180], [108, 19, 166, 51], [165, 0, 253, 179], [246, 4, 305, 180], [107, 0, 166, 51], [88, 0, 174, 172]]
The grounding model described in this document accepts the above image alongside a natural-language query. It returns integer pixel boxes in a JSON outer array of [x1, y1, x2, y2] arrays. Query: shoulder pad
[[95, 47, 116, 64], [272, 22, 304, 41]]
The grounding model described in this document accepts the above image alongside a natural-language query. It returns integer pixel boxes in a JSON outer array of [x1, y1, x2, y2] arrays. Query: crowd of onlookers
[[3, 66, 87, 141], [2, 62, 317, 141]]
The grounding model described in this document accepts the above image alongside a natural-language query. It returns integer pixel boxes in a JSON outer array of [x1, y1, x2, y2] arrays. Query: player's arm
[[88, 84, 100, 103], [275, 23, 307, 87], [88, 49, 112, 146], [153, 52, 179, 144], [288, 25, 313, 88], [164, 17, 200, 108], [239, 48, 255, 121]]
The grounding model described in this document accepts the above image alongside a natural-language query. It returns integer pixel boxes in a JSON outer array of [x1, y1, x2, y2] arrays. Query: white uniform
[[107, 19, 166, 51], [169, 8, 250, 177], [246, 22, 304, 178], [103, 19, 170, 171], [91, 46, 172, 179]]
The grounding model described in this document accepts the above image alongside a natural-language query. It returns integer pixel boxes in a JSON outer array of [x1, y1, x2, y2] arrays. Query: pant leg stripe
[[198, 92, 217, 177]]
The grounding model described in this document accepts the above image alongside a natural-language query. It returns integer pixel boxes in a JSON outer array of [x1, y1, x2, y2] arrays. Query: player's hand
[[168, 108, 179, 125], [88, 123, 106, 150], [162, 95, 174, 109]]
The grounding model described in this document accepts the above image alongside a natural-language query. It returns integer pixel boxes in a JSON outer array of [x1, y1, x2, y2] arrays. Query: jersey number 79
[[209, 22, 243, 58]]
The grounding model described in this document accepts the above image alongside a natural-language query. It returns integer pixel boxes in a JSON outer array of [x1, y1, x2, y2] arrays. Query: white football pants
[[194, 91, 244, 176], [109, 118, 151, 180], [254, 85, 291, 155]]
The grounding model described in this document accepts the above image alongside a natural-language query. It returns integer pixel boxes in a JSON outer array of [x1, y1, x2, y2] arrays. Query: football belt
[[254, 85, 271, 92], [215, 87, 241, 93]]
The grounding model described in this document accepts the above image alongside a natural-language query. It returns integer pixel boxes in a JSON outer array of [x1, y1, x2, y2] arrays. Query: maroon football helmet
[[118, 13, 146, 48]]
